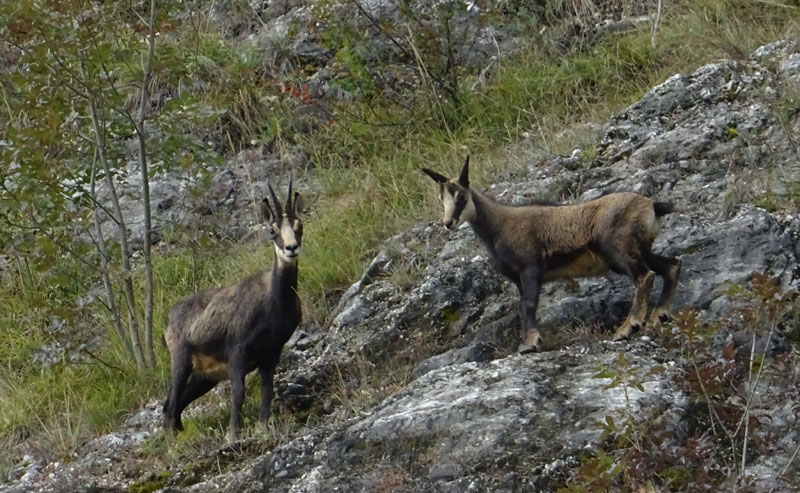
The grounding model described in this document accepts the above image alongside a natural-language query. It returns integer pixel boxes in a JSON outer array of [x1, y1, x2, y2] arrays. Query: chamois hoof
[[611, 327, 631, 341], [163, 414, 183, 433], [647, 309, 672, 329], [171, 420, 184, 433], [612, 320, 644, 341], [519, 329, 541, 354]]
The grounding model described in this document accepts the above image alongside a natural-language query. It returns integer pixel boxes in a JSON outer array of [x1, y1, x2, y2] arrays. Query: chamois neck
[[468, 189, 506, 248], [271, 253, 299, 299]]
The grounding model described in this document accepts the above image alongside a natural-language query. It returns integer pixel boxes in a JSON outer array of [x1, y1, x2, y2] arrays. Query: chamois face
[[261, 183, 305, 265], [422, 156, 476, 230]]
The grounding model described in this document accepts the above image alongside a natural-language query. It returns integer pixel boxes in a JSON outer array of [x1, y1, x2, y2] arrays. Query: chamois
[[162, 181, 305, 442], [423, 157, 681, 353]]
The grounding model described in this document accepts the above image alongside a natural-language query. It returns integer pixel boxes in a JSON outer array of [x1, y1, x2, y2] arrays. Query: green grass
[[2, 0, 800, 473]]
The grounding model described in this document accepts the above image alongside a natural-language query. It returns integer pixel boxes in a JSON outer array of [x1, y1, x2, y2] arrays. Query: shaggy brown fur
[[423, 157, 681, 352], [163, 182, 304, 442]]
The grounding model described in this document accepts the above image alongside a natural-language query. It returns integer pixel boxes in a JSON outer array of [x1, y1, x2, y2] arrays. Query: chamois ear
[[422, 168, 448, 184], [292, 192, 305, 219], [261, 197, 276, 224], [458, 156, 470, 187]]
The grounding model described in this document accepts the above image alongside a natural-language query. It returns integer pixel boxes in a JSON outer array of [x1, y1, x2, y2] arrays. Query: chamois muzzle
[[284, 243, 300, 257]]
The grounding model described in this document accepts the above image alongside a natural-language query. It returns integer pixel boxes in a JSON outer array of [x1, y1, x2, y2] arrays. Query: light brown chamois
[[423, 157, 681, 353], [163, 181, 305, 442]]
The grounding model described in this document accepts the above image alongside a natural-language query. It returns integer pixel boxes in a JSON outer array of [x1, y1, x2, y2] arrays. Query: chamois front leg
[[227, 347, 247, 443], [176, 375, 217, 418], [518, 267, 543, 354], [258, 362, 277, 427]]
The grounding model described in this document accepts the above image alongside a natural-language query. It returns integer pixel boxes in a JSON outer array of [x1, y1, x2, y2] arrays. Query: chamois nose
[[286, 244, 299, 255], [444, 219, 455, 230]]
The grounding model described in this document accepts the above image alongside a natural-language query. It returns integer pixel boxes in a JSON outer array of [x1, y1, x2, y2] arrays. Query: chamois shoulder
[[166, 286, 224, 340]]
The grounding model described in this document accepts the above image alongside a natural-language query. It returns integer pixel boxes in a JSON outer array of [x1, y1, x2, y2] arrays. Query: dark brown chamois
[[163, 181, 304, 442], [423, 157, 681, 353]]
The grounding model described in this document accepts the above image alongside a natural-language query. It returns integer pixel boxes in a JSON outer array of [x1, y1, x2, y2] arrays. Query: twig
[[734, 321, 777, 437], [686, 330, 736, 474], [651, 0, 663, 49], [80, 54, 146, 369], [770, 442, 800, 492], [728, 318, 777, 483], [406, 26, 452, 138], [352, 0, 414, 62], [742, 334, 756, 478], [91, 157, 134, 357], [81, 347, 127, 373], [249, 0, 269, 30], [136, 0, 159, 367], [470, 56, 497, 92]]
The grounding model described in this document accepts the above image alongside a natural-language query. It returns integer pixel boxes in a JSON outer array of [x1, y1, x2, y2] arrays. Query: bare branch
[[90, 157, 134, 357], [80, 55, 146, 369], [136, 0, 160, 367]]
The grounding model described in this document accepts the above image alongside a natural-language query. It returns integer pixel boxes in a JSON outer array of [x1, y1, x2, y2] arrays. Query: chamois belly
[[192, 354, 229, 382], [191, 353, 264, 382], [543, 249, 607, 281]]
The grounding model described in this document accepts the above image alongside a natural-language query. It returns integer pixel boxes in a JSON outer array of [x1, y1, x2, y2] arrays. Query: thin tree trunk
[[81, 59, 146, 369], [90, 160, 134, 357], [135, 0, 159, 367]]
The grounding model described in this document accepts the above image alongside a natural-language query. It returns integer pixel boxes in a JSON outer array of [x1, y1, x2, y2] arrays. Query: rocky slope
[[6, 41, 800, 492]]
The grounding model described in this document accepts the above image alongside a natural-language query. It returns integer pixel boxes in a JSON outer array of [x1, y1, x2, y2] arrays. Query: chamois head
[[422, 156, 476, 230], [261, 179, 305, 265]]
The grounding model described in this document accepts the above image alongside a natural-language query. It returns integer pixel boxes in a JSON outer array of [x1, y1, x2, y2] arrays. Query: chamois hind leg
[[164, 344, 192, 432], [612, 259, 655, 341], [644, 252, 681, 328], [591, 245, 652, 340]]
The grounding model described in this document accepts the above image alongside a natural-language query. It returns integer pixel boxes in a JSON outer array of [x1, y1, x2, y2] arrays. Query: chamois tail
[[653, 201, 674, 217]]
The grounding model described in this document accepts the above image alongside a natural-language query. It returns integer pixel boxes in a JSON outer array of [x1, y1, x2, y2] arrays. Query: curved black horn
[[268, 183, 283, 217], [459, 156, 470, 187], [286, 176, 294, 212]]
